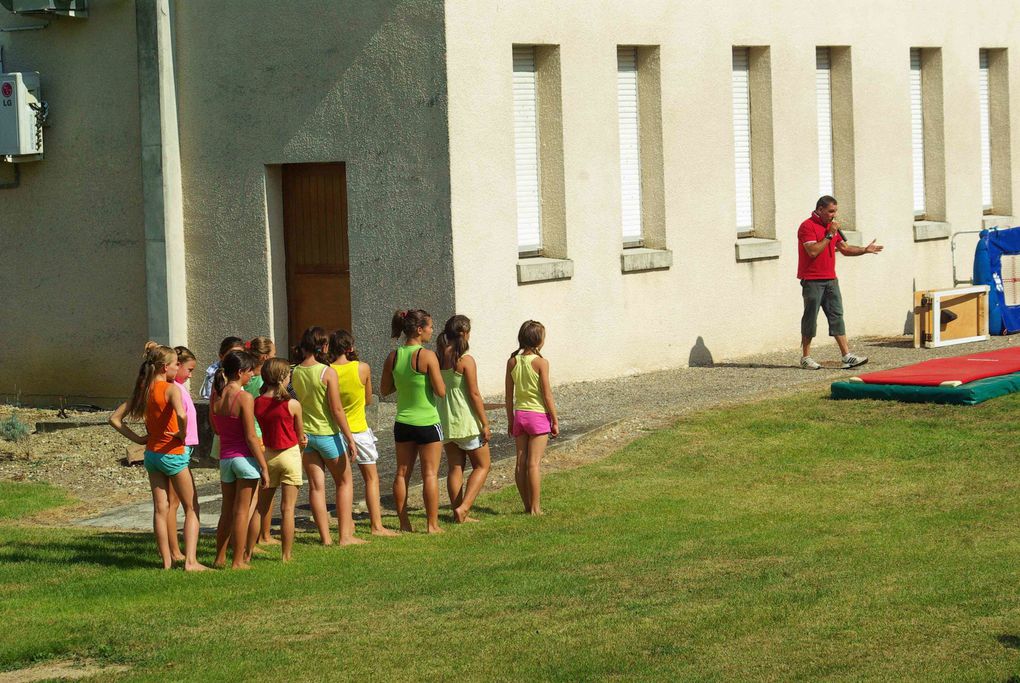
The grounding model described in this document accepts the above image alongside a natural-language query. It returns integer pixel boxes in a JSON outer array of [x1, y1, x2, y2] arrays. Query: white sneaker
[[800, 356, 822, 370], [841, 352, 868, 369]]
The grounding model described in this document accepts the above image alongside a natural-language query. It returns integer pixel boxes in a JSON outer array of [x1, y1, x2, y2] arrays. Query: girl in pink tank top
[[210, 350, 269, 570]]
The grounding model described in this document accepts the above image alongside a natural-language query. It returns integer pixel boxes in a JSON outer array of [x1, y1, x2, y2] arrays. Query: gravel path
[[76, 334, 1019, 531]]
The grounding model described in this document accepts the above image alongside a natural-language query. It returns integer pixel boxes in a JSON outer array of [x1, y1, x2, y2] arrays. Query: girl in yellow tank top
[[329, 329, 397, 537], [505, 320, 559, 516], [293, 326, 365, 547]]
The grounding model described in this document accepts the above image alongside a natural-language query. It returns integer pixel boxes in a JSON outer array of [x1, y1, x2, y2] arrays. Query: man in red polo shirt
[[798, 195, 883, 369]]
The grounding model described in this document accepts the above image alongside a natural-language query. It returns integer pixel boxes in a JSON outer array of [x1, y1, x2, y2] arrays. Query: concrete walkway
[[78, 334, 1020, 531]]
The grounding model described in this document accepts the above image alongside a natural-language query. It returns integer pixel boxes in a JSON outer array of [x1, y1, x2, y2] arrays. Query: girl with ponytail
[[211, 350, 270, 569], [381, 309, 447, 533], [109, 342, 207, 570], [291, 326, 364, 546], [436, 315, 491, 523], [505, 321, 559, 515], [329, 329, 397, 536]]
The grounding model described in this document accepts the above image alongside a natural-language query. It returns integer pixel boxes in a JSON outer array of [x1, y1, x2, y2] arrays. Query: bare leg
[[243, 484, 262, 562], [514, 435, 531, 512], [801, 335, 813, 358], [257, 486, 278, 544], [252, 486, 278, 558], [359, 463, 397, 536], [166, 484, 184, 562], [231, 480, 258, 569], [834, 334, 850, 357], [393, 442, 418, 532], [526, 434, 549, 516], [445, 443, 466, 511], [419, 441, 444, 534], [303, 451, 333, 545], [280, 484, 298, 562], [214, 481, 237, 568], [324, 453, 365, 545], [168, 467, 208, 571], [454, 444, 490, 523], [148, 471, 173, 569]]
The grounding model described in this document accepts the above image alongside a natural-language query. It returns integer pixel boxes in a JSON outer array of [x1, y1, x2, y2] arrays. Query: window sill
[[517, 257, 573, 284], [839, 230, 864, 247], [913, 220, 951, 242], [734, 237, 781, 262], [982, 215, 1016, 229], [620, 247, 672, 273]]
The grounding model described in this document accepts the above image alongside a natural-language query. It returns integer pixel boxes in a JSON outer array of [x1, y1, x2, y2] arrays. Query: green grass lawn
[[3, 390, 1020, 681]]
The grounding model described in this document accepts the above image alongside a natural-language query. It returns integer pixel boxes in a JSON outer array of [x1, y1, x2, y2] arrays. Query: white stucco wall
[[444, 0, 1020, 393], [0, 1, 146, 404]]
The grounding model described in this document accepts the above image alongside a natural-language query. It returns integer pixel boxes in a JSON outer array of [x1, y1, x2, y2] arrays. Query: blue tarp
[[974, 226, 1020, 334]]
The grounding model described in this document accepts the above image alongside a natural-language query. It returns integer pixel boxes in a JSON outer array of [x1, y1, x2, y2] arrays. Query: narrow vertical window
[[816, 47, 834, 197], [617, 46, 643, 246], [910, 48, 926, 217], [513, 46, 542, 254], [732, 47, 753, 233], [979, 49, 993, 211]]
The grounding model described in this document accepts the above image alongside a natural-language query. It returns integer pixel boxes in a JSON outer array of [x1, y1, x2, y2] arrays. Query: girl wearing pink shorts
[[505, 320, 559, 516]]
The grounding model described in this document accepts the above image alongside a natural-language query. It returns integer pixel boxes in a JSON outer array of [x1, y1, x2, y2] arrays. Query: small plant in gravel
[[0, 411, 30, 443]]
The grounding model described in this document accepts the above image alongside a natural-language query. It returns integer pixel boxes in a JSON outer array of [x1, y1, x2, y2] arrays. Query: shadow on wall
[[903, 310, 914, 336], [689, 336, 714, 368]]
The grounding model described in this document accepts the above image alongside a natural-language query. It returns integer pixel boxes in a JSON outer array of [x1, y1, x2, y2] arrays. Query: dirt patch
[[0, 660, 129, 682], [0, 405, 219, 521]]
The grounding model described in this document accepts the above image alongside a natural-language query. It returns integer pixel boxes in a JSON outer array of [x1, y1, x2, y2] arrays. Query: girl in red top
[[109, 342, 207, 571], [253, 358, 306, 562]]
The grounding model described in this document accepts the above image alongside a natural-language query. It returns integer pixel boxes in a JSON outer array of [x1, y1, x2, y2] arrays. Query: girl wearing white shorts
[[436, 315, 491, 523], [330, 329, 398, 536]]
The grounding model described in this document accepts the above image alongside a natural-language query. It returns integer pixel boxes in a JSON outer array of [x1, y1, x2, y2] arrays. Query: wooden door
[[282, 163, 351, 352]]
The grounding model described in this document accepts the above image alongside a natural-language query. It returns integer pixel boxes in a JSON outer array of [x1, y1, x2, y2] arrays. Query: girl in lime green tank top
[[505, 320, 559, 516], [436, 315, 492, 524], [381, 309, 447, 534], [292, 326, 365, 547], [329, 329, 397, 537]]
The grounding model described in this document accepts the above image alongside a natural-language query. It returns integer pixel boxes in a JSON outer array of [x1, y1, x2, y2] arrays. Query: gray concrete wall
[[173, 0, 454, 376], [0, 1, 146, 406]]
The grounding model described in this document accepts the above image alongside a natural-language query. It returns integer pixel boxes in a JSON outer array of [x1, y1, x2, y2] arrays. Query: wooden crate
[[912, 285, 990, 348]]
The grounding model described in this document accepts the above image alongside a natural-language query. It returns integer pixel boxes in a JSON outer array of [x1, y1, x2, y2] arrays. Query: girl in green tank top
[[505, 320, 559, 516], [292, 326, 365, 547], [436, 315, 491, 524], [381, 309, 447, 534]]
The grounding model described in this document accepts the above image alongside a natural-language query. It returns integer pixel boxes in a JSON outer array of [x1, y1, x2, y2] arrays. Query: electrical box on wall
[[0, 72, 45, 161], [0, 0, 87, 18]]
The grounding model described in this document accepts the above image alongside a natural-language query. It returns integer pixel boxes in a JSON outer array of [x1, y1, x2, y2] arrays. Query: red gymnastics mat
[[853, 346, 1020, 386]]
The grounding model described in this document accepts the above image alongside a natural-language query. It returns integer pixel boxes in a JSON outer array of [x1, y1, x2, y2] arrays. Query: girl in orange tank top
[[109, 342, 208, 571]]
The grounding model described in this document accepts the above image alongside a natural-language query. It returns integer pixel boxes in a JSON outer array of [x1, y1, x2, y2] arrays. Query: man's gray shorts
[[801, 278, 845, 338]]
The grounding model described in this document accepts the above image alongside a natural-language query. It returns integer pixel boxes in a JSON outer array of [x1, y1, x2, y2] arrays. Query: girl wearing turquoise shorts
[[381, 309, 447, 533], [211, 350, 270, 569], [292, 326, 364, 547], [109, 342, 207, 571]]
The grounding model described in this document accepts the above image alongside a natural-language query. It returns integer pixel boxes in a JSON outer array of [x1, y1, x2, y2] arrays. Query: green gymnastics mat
[[831, 371, 1020, 405]]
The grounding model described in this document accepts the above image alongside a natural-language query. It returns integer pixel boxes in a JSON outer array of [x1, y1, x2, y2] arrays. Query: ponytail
[[328, 329, 359, 363], [296, 327, 330, 365], [512, 320, 546, 359], [438, 314, 471, 367], [213, 350, 257, 397], [391, 309, 431, 340], [126, 342, 176, 418]]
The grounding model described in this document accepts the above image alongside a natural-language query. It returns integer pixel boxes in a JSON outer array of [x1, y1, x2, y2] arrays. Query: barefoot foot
[[339, 536, 368, 546], [184, 561, 210, 572], [371, 527, 400, 537]]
